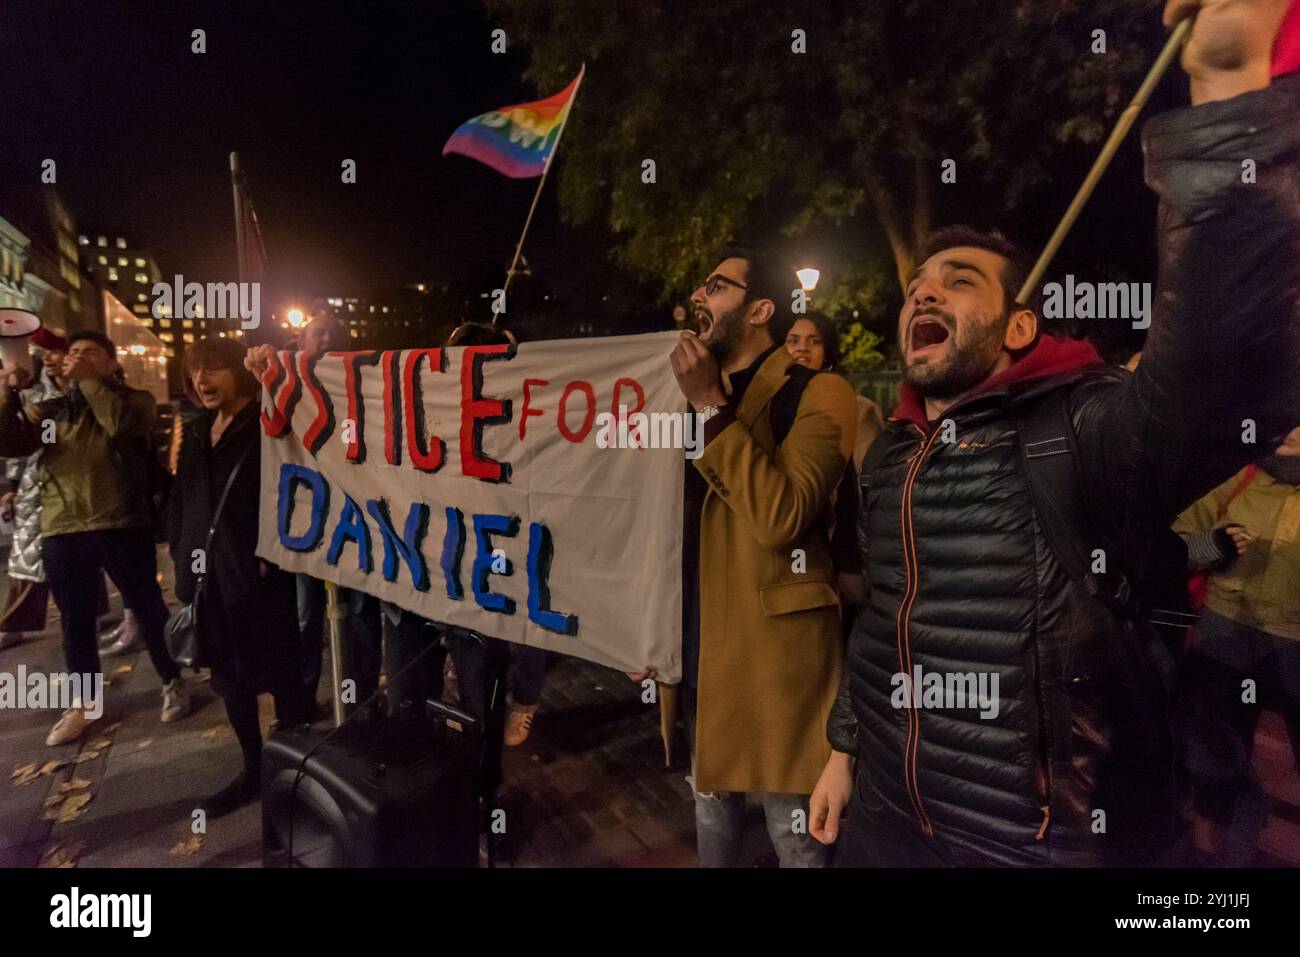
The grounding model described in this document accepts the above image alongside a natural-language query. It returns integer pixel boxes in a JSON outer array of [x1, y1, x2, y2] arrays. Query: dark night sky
[[1, 0, 1181, 346], [1, 0, 589, 311]]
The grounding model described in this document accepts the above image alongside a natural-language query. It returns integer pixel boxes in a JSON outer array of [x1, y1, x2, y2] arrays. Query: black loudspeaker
[[261, 714, 479, 868]]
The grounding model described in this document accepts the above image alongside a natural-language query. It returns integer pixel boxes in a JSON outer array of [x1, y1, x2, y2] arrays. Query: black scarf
[[1259, 452, 1300, 487]]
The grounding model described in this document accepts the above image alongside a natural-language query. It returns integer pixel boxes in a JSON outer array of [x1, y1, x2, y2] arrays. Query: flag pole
[[498, 64, 586, 324], [1016, 18, 1193, 304], [230, 151, 246, 285]]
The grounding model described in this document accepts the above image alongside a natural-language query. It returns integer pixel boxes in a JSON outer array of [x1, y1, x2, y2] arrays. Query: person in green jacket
[[1174, 424, 1300, 865], [0, 330, 189, 746]]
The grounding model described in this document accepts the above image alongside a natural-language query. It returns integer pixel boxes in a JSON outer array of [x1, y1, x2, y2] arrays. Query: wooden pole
[[324, 581, 350, 727], [1017, 18, 1193, 304]]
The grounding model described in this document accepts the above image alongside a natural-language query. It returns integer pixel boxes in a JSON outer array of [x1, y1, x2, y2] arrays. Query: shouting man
[[812, 0, 1300, 866]]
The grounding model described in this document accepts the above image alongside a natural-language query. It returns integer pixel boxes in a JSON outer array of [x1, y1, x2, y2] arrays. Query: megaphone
[[0, 308, 43, 375]]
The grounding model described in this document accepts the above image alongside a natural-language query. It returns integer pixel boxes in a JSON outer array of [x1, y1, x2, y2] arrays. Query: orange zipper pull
[[1035, 804, 1051, 841]]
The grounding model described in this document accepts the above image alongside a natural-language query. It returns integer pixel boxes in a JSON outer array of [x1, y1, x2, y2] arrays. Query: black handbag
[[165, 444, 252, 669]]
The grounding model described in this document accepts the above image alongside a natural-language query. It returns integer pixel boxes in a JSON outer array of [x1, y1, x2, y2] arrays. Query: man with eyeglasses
[[663, 243, 857, 866]]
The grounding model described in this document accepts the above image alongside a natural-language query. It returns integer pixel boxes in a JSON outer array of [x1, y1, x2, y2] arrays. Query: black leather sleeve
[[1074, 74, 1300, 530]]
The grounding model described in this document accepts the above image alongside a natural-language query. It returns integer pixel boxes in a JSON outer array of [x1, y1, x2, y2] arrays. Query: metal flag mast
[[496, 63, 587, 325], [232, 149, 350, 726]]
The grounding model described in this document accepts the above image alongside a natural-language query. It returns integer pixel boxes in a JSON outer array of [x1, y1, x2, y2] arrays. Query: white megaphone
[[0, 308, 42, 375]]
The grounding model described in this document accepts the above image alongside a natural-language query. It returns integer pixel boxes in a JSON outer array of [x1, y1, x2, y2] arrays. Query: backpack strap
[[1016, 386, 1132, 608], [1016, 386, 1112, 783], [857, 420, 909, 493]]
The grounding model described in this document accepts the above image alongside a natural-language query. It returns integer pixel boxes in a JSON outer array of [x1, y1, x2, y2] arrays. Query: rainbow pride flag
[[443, 66, 585, 179]]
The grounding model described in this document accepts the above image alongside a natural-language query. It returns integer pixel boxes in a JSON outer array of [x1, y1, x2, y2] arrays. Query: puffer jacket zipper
[[897, 422, 938, 837], [1031, 642, 1053, 845]]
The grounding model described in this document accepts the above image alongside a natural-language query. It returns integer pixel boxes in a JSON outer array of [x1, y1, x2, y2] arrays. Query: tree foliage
[[485, 0, 1161, 316]]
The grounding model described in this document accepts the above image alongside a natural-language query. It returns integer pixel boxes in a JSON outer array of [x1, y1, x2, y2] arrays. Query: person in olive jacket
[[0, 330, 187, 747], [169, 337, 306, 818]]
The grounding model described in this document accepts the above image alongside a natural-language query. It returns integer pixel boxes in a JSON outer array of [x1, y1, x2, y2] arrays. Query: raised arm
[[1076, 38, 1300, 526]]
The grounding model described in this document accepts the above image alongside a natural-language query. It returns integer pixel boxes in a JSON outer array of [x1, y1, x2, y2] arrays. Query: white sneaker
[[45, 708, 92, 747], [160, 678, 191, 723]]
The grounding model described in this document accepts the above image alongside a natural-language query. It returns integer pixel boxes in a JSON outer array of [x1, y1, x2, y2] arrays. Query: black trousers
[[382, 610, 509, 794], [43, 527, 178, 686]]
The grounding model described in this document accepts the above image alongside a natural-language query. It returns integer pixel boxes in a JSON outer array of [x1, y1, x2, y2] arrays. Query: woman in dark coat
[[169, 337, 304, 817]]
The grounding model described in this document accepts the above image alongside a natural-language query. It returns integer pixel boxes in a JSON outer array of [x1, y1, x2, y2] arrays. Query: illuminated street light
[[286, 307, 307, 328], [796, 267, 821, 293]]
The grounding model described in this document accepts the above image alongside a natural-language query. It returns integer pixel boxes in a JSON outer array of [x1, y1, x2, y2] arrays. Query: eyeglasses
[[702, 273, 748, 296]]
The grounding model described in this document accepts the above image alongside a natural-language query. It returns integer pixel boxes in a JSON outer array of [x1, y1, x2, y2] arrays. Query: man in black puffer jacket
[[810, 0, 1300, 866]]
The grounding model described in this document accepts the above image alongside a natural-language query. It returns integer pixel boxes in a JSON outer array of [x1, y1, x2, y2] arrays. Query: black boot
[[201, 771, 261, 819]]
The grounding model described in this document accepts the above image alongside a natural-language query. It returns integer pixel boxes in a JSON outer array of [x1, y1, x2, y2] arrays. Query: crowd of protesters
[[0, 0, 1298, 866]]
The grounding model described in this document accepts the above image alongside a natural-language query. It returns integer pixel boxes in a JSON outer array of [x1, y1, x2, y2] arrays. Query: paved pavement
[[2, 546, 1298, 868], [0, 546, 713, 868]]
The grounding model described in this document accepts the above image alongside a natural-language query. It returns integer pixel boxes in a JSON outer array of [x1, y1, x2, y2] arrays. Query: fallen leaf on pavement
[[38, 840, 85, 868], [11, 762, 37, 780], [58, 778, 92, 793], [135, 739, 153, 751], [73, 751, 102, 765], [113, 664, 133, 675], [169, 836, 204, 857], [100, 722, 121, 736], [38, 760, 68, 776], [201, 725, 231, 742], [88, 739, 113, 751], [53, 791, 92, 823]]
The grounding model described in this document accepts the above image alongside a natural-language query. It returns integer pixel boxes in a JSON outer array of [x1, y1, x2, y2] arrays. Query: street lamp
[[286, 307, 306, 329], [796, 267, 821, 293]]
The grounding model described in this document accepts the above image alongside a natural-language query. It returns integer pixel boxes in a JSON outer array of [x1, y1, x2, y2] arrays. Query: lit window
[[165, 347, 174, 357], [382, 306, 389, 314], [78, 235, 88, 246], [96, 236, 107, 247], [118, 257, 128, 267], [115, 237, 126, 249], [182, 319, 193, 329], [107, 268, 118, 281], [348, 303, 355, 312], [369, 306, 375, 314], [183, 333, 194, 343], [350, 329, 359, 338], [135, 273, 148, 283], [137, 293, 147, 302], [97, 255, 107, 265], [134, 258, 145, 268], [159, 333, 174, 343]]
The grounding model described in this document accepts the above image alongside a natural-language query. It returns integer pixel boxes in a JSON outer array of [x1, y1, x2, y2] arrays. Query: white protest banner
[[255, 331, 685, 680]]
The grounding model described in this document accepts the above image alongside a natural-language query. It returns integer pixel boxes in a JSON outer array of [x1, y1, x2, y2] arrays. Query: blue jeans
[[683, 682, 828, 868], [692, 781, 828, 868]]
